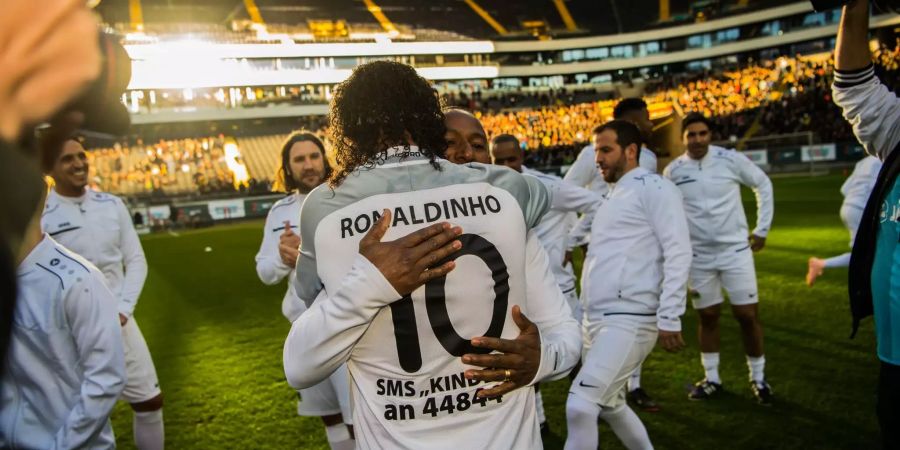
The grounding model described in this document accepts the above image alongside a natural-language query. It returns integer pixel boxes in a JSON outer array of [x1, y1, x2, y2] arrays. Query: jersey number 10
[[389, 234, 510, 373]]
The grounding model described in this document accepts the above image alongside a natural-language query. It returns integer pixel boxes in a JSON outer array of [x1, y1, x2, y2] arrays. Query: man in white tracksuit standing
[[2, 182, 125, 449], [565, 120, 691, 450], [663, 113, 775, 405], [564, 98, 662, 410], [42, 138, 165, 449], [255, 131, 354, 450]]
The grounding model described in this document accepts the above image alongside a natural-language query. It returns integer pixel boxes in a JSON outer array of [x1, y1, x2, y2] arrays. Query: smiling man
[[42, 138, 165, 450]]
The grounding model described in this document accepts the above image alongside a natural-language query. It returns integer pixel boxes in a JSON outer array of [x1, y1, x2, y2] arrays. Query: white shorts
[[840, 204, 864, 247], [690, 245, 759, 310], [120, 318, 162, 403], [569, 317, 657, 409], [297, 363, 353, 424]]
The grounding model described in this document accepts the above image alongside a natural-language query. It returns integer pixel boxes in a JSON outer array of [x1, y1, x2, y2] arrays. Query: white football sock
[[534, 388, 546, 425], [325, 423, 354, 450], [747, 355, 766, 383], [133, 410, 164, 450], [599, 404, 654, 450], [627, 364, 642, 391], [824, 253, 852, 268], [564, 394, 601, 450], [701, 352, 721, 384]]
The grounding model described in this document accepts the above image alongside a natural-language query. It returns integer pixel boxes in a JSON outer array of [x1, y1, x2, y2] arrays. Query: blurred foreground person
[[832, 0, 900, 447], [1, 181, 125, 449]]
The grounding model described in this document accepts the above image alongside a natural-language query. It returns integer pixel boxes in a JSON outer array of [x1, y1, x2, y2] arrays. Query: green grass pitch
[[110, 173, 880, 449]]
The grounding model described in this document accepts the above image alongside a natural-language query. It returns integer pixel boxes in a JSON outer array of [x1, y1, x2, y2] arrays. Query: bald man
[[444, 108, 491, 164]]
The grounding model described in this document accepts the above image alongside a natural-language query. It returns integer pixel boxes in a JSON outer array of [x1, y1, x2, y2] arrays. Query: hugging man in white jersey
[[42, 138, 165, 449], [806, 155, 882, 286], [282, 61, 581, 449], [566, 120, 691, 450], [255, 131, 354, 450], [663, 113, 775, 405], [564, 98, 662, 411]]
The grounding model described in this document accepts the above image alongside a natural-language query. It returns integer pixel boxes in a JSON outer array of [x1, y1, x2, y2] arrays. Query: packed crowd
[[87, 137, 237, 197]]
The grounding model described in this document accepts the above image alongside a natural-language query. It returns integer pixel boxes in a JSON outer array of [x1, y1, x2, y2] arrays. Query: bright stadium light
[[124, 40, 495, 59], [127, 59, 499, 89]]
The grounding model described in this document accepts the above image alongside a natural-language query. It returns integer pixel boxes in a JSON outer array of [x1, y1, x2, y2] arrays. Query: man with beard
[[663, 113, 775, 405], [564, 98, 663, 411], [283, 61, 580, 449], [565, 120, 691, 450], [255, 131, 354, 450], [42, 138, 165, 449]]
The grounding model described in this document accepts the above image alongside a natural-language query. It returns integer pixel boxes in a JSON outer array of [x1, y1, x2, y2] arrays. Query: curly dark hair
[[327, 61, 448, 186]]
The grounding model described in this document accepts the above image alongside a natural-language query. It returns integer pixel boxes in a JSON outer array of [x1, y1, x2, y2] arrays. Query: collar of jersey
[[610, 167, 649, 190], [50, 188, 88, 205], [374, 145, 431, 168], [17, 234, 53, 276]]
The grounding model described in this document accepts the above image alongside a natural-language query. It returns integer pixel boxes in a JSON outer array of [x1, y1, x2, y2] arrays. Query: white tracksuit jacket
[[1, 236, 125, 449], [581, 167, 693, 333], [663, 145, 774, 252], [41, 189, 148, 318]]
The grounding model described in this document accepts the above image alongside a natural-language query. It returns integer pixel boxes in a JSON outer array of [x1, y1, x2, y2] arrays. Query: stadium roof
[[95, 0, 791, 40]]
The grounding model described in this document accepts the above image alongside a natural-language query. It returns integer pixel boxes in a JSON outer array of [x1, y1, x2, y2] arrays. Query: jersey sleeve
[[255, 208, 291, 285], [734, 153, 774, 238], [643, 180, 692, 332], [521, 174, 551, 229], [522, 230, 582, 383], [293, 193, 325, 308], [56, 274, 125, 449], [116, 198, 147, 317], [563, 145, 597, 187], [283, 254, 401, 388], [833, 64, 900, 160], [547, 177, 602, 215]]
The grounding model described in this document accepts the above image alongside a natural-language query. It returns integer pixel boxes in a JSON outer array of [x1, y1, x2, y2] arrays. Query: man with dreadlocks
[[282, 61, 580, 449]]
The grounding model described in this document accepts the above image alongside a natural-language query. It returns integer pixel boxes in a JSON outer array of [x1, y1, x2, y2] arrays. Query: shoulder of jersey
[[270, 193, 298, 212], [36, 241, 96, 292], [710, 146, 738, 161], [88, 190, 122, 204]]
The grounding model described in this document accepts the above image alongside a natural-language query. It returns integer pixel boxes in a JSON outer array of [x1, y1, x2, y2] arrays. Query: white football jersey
[[41, 189, 147, 317], [284, 147, 580, 450]]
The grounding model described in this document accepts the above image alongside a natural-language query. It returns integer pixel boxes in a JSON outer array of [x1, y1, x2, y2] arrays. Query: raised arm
[[833, 0, 900, 160]]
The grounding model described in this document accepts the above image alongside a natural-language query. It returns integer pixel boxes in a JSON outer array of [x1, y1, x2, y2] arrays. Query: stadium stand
[[98, 0, 793, 41]]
